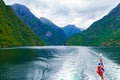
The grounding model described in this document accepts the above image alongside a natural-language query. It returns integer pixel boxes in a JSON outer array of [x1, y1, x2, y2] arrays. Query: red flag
[[97, 65, 104, 80], [97, 54, 104, 80]]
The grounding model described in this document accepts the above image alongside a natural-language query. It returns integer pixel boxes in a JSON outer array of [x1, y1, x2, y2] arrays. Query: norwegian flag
[[97, 57, 105, 80]]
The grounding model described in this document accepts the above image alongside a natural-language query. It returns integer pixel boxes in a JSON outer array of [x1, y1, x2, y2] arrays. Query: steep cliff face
[[0, 0, 44, 47]]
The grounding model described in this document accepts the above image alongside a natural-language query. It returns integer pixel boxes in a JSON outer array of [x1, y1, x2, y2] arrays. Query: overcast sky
[[3, 0, 120, 29]]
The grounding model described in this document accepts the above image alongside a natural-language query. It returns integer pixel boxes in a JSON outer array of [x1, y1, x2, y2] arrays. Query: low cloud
[[4, 0, 120, 29]]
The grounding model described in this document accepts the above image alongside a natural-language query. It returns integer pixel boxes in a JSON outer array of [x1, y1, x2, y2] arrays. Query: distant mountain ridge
[[109, 3, 120, 16], [62, 25, 81, 38], [12, 4, 67, 45], [40, 17, 58, 30], [67, 3, 120, 46], [39, 17, 67, 44], [0, 0, 44, 47]]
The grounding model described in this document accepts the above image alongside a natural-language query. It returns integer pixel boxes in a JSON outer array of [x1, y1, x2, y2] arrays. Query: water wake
[[48, 47, 120, 80]]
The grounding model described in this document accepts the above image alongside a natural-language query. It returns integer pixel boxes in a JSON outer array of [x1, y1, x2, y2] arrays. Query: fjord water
[[0, 46, 120, 80]]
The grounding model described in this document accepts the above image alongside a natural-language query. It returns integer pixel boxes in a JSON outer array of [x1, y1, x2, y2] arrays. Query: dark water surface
[[0, 46, 120, 80], [91, 47, 120, 64]]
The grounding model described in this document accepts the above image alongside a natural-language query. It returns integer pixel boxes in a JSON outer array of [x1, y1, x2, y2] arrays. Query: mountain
[[40, 17, 67, 44], [12, 4, 67, 45], [0, 0, 44, 47], [62, 25, 81, 38], [67, 3, 120, 46]]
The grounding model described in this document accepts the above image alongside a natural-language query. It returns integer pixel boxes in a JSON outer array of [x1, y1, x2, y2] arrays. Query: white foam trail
[[49, 51, 78, 80], [84, 47, 120, 80], [48, 47, 120, 80]]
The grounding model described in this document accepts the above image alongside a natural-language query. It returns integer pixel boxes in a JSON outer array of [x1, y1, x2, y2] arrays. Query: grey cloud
[[30, 0, 71, 16], [3, 0, 120, 29], [30, 1, 49, 9], [53, 4, 71, 16]]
